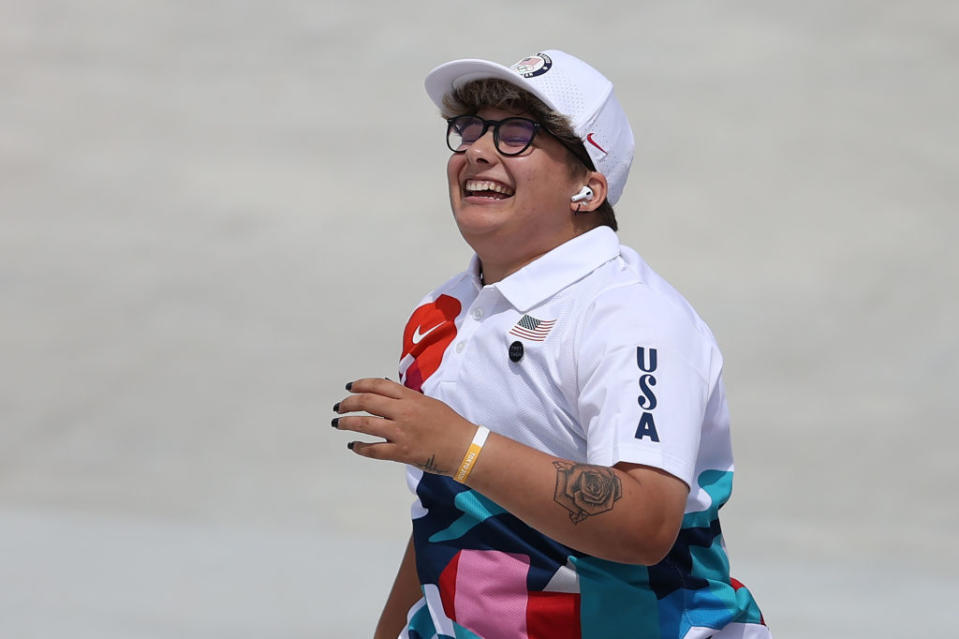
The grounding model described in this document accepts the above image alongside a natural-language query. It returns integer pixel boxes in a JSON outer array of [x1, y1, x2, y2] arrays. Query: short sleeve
[[574, 283, 719, 487]]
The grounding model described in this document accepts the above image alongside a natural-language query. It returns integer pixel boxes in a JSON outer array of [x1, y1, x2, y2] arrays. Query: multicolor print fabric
[[404, 469, 765, 639]]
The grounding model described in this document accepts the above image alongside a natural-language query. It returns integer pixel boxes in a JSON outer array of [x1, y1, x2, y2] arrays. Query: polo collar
[[471, 227, 621, 312]]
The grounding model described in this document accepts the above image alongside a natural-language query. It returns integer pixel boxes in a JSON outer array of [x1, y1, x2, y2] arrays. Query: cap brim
[[424, 58, 559, 113]]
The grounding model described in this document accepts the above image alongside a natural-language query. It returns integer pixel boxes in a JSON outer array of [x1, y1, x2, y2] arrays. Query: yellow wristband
[[454, 425, 490, 483]]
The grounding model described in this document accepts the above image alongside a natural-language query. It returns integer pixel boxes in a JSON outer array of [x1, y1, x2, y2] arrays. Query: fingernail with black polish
[[333, 402, 340, 413], [347, 441, 355, 450], [331, 418, 339, 428], [345, 382, 353, 391]]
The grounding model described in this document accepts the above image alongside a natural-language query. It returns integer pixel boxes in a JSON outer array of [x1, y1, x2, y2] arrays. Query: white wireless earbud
[[570, 186, 594, 203]]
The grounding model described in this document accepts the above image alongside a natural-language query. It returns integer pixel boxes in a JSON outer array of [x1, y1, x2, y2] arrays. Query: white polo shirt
[[397, 226, 768, 639], [400, 225, 729, 507]]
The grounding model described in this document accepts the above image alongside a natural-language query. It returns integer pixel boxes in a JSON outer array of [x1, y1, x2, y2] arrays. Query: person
[[332, 49, 770, 639]]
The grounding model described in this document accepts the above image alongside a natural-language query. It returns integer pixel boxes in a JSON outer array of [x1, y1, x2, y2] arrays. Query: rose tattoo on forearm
[[552, 461, 623, 524]]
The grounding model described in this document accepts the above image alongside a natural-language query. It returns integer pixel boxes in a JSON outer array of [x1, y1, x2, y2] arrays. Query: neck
[[472, 219, 600, 285]]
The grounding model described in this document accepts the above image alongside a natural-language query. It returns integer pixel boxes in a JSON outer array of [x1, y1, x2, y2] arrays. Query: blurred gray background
[[2, 1, 957, 637]]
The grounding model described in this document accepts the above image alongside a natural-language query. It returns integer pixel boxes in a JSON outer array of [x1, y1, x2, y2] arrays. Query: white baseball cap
[[425, 49, 634, 205]]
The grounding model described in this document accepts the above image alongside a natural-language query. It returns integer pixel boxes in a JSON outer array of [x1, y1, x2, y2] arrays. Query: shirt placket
[[437, 287, 500, 386]]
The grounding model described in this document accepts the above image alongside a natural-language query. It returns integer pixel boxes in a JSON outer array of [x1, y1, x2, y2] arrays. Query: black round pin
[[509, 340, 524, 362]]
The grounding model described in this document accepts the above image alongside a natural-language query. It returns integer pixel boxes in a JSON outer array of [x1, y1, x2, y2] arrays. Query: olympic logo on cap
[[510, 53, 552, 78]]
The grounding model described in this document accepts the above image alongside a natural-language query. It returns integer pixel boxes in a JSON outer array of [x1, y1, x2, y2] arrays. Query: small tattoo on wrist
[[419, 454, 448, 475]]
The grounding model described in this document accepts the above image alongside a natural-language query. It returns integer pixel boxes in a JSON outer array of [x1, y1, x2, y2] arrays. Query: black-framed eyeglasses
[[446, 115, 542, 156], [445, 114, 596, 170]]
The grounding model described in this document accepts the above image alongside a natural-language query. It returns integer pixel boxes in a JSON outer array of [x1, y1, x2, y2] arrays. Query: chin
[[453, 202, 511, 231]]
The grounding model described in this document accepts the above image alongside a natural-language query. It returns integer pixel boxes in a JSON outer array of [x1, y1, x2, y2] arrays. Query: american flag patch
[[508, 314, 557, 341]]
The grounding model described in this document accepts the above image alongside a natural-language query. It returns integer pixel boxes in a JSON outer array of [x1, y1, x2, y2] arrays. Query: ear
[[569, 171, 609, 213]]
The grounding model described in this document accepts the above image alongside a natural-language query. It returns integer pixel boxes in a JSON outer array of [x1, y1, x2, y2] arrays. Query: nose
[[464, 129, 498, 164]]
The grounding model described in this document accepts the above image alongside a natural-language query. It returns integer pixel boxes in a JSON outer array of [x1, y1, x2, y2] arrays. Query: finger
[[335, 392, 397, 419], [333, 414, 397, 440], [346, 377, 408, 400], [348, 440, 395, 461]]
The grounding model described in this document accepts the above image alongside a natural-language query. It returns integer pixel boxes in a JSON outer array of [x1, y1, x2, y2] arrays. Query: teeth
[[465, 180, 514, 196]]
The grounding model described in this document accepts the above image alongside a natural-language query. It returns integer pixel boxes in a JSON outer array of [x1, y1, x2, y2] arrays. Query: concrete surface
[[2, 1, 957, 636]]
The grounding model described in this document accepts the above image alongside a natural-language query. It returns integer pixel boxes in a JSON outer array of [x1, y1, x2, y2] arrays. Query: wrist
[[453, 425, 490, 483]]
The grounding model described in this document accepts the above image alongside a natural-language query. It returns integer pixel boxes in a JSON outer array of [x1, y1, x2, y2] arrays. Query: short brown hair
[[441, 79, 618, 231]]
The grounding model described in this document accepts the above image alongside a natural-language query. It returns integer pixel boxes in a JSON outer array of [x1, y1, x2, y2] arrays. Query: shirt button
[[471, 308, 485, 320], [455, 342, 466, 353]]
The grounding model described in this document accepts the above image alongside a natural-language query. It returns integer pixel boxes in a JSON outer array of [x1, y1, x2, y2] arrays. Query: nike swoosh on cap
[[586, 133, 607, 154]]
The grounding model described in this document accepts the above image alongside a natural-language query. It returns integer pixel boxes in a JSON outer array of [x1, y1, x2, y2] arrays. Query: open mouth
[[464, 179, 514, 200]]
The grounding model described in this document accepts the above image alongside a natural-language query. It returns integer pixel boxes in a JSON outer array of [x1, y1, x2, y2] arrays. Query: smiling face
[[446, 106, 593, 283]]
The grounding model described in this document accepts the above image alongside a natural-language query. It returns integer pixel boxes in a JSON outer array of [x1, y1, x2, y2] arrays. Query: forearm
[[374, 535, 421, 639], [335, 378, 686, 565], [462, 431, 681, 565]]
